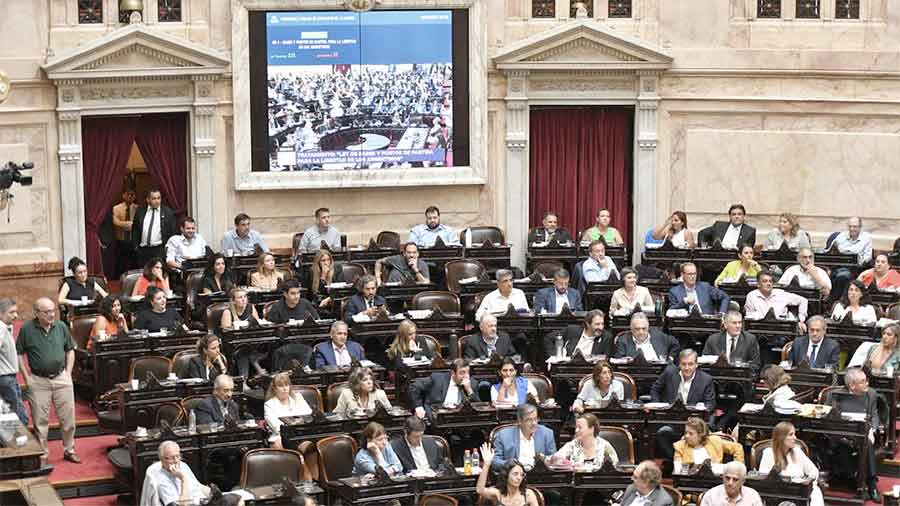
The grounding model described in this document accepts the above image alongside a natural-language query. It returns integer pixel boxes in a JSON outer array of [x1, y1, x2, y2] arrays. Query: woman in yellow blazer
[[673, 417, 744, 466], [714, 245, 762, 286]]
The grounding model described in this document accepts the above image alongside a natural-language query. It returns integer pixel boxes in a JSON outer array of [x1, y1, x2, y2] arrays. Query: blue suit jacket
[[492, 424, 557, 470], [787, 336, 840, 369], [667, 282, 730, 314], [313, 340, 365, 368], [533, 287, 583, 314], [343, 294, 387, 323]]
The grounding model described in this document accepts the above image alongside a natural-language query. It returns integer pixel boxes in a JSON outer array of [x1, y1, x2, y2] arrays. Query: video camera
[[0, 162, 33, 190]]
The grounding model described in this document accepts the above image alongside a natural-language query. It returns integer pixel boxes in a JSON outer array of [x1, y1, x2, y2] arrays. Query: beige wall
[[0, 0, 899, 310]]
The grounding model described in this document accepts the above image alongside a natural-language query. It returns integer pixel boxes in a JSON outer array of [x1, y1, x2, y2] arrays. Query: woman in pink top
[[857, 253, 900, 289]]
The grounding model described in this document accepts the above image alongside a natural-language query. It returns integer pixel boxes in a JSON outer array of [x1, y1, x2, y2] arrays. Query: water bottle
[[465, 228, 473, 248], [463, 449, 472, 475], [471, 449, 480, 470], [654, 298, 662, 315], [555, 334, 565, 358], [188, 409, 197, 433]]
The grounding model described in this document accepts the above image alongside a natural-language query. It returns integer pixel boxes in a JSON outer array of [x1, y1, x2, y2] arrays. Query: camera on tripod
[[0, 162, 34, 190]]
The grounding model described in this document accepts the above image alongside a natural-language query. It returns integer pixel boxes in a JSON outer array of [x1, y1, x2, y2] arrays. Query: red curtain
[[135, 113, 189, 216], [529, 107, 633, 245], [81, 117, 138, 276]]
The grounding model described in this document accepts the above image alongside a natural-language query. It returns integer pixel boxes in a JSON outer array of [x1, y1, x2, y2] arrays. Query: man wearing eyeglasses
[[16, 297, 79, 463]]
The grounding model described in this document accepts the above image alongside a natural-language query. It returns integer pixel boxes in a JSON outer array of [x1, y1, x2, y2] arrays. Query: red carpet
[[47, 434, 118, 484]]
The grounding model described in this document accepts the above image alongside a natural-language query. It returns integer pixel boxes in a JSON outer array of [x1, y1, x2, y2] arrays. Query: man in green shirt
[[16, 297, 79, 463]]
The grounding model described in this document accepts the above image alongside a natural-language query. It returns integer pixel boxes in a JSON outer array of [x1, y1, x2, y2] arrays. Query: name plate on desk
[[433, 402, 496, 426]]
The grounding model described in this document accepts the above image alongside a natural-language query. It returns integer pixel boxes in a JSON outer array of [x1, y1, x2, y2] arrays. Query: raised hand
[[480, 442, 494, 465]]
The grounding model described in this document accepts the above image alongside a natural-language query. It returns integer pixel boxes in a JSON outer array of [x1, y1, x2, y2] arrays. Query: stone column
[[504, 70, 530, 270], [633, 71, 660, 256], [192, 76, 218, 242], [57, 80, 85, 264]]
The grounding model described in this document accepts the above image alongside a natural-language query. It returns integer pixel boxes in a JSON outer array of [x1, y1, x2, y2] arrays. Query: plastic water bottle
[[463, 449, 472, 475], [555, 334, 565, 358], [188, 409, 197, 433], [465, 228, 473, 248], [471, 449, 480, 470]]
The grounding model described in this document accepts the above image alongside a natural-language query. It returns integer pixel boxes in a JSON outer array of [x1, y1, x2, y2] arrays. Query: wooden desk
[[91, 330, 205, 397], [0, 417, 46, 480], [334, 475, 415, 505], [571, 464, 633, 506], [825, 318, 878, 357], [527, 243, 578, 272], [279, 407, 410, 449], [665, 311, 723, 350], [464, 243, 512, 272], [0, 478, 64, 506], [641, 242, 692, 271], [115, 377, 247, 433], [244, 481, 325, 505], [583, 281, 621, 312], [736, 405, 869, 504]]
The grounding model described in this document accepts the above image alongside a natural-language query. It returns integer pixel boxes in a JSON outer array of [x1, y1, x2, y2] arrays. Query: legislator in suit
[[491, 421, 557, 470], [620, 483, 674, 506], [527, 226, 573, 245], [702, 330, 761, 373], [698, 218, 757, 249], [409, 370, 479, 420], [787, 335, 840, 369], [343, 293, 387, 323], [390, 434, 446, 473], [614, 328, 680, 363], [313, 339, 364, 368], [463, 331, 516, 361], [667, 280, 730, 315], [195, 393, 240, 425], [131, 194, 177, 267], [546, 323, 614, 360]]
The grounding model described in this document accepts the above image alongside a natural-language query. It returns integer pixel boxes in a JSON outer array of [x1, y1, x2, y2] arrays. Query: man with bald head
[[146, 440, 243, 506], [16, 297, 79, 463], [830, 217, 873, 301]]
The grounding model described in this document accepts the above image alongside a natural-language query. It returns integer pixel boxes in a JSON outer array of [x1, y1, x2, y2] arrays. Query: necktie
[[729, 335, 738, 361], [144, 208, 156, 246], [809, 343, 819, 366]]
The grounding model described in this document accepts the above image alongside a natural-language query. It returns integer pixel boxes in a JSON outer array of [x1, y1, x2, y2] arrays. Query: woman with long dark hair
[[476, 442, 539, 506]]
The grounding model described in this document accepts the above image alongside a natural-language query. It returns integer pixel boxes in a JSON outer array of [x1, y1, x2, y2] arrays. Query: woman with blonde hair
[[250, 252, 286, 291], [306, 249, 343, 310], [864, 323, 900, 372], [386, 319, 435, 367], [765, 213, 811, 250], [220, 287, 260, 329], [334, 366, 391, 414], [759, 421, 823, 506], [673, 417, 743, 466], [264, 372, 312, 448]]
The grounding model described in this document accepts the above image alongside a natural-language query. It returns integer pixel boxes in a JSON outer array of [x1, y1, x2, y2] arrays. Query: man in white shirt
[[146, 440, 243, 506], [0, 298, 27, 425], [697, 204, 757, 249], [778, 248, 832, 298], [390, 416, 445, 473], [829, 216, 874, 302], [165, 216, 208, 270], [581, 240, 620, 284], [474, 269, 530, 322], [700, 461, 764, 506], [298, 207, 343, 253]]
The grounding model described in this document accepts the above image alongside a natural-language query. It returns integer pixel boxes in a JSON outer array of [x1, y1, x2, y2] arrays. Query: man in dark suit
[[697, 203, 756, 249], [313, 321, 364, 368], [131, 188, 177, 266], [703, 310, 760, 430], [702, 311, 761, 372], [621, 461, 672, 506], [614, 313, 680, 362], [824, 368, 881, 501], [534, 268, 583, 315], [526, 211, 573, 245], [390, 416, 446, 473], [343, 274, 386, 323], [787, 315, 840, 369], [195, 375, 240, 425], [667, 263, 730, 315], [409, 358, 479, 420], [463, 313, 516, 360], [545, 309, 613, 360], [650, 349, 716, 463]]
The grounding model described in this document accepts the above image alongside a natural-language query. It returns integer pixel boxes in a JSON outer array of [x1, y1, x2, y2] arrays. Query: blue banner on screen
[[265, 11, 454, 171]]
